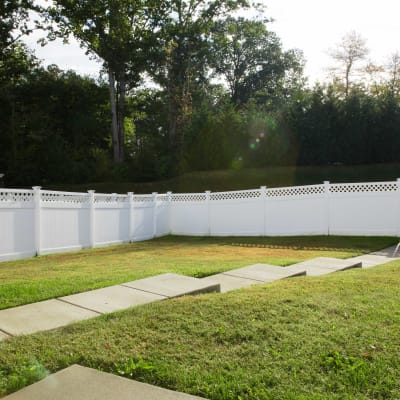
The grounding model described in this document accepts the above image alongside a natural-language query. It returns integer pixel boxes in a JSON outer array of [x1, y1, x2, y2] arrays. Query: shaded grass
[[48, 163, 400, 194], [1, 261, 400, 399], [0, 235, 395, 309]]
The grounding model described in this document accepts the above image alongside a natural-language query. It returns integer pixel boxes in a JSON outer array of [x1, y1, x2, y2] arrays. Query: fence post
[[88, 190, 95, 248], [167, 191, 172, 235], [260, 186, 267, 236], [205, 190, 211, 236], [324, 181, 330, 235], [152, 192, 158, 238], [397, 179, 400, 237], [128, 192, 134, 242], [33, 186, 42, 256]]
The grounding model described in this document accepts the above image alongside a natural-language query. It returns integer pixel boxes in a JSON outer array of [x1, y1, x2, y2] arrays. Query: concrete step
[[222, 264, 306, 283], [202, 273, 261, 293], [2, 364, 206, 400], [287, 257, 362, 276], [0, 299, 98, 336], [122, 273, 220, 298], [60, 285, 166, 314]]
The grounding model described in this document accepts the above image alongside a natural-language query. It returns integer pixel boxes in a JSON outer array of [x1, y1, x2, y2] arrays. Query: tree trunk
[[108, 68, 120, 163], [117, 73, 126, 162]]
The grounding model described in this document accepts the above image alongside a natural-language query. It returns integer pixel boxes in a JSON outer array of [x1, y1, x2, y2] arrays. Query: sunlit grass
[[0, 235, 395, 309], [1, 259, 400, 399]]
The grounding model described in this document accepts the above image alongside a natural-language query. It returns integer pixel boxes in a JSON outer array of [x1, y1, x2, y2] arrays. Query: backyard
[[1, 235, 400, 399]]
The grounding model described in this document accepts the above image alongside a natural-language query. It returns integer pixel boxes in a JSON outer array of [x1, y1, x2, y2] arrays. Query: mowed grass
[[1, 259, 400, 399], [0, 235, 395, 310]]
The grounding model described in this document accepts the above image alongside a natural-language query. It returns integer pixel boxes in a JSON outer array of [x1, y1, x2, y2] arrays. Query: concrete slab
[[0, 300, 98, 336], [2, 364, 206, 400], [346, 254, 393, 268], [60, 285, 165, 314], [202, 273, 260, 293], [224, 264, 306, 282], [122, 273, 220, 298], [287, 257, 361, 276], [0, 330, 11, 341], [371, 245, 400, 257]]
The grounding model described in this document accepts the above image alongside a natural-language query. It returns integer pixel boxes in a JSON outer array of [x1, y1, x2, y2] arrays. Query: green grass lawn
[[0, 235, 395, 310], [48, 163, 400, 194], [0, 235, 399, 399]]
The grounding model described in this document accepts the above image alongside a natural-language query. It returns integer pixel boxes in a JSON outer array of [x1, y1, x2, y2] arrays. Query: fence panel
[[209, 189, 264, 236], [133, 195, 155, 240], [329, 182, 399, 236], [265, 185, 326, 236], [0, 189, 35, 261], [170, 193, 208, 235]]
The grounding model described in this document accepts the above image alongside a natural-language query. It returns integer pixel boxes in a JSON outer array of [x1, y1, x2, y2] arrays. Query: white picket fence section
[[1, 180, 400, 262]]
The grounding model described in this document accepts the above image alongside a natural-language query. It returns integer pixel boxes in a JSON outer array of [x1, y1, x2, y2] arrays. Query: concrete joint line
[[221, 272, 268, 283], [118, 284, 176, 299], [0, 327, 13, 337], [55, 298, 103, 315]]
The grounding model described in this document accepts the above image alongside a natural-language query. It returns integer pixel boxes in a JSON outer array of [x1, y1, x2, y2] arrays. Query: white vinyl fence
[[1, 180, 400, 262]]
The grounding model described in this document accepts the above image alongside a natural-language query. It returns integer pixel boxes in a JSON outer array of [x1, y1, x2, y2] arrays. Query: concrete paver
[[0, 299, 98, 336], [122, 273, 220, 298], [287, 257, 361, 276], [346, 254, 392, 268], [2, 364, 207, 400], [0, 330, 10, 341], [60, 285, 166, 314], [202, 273, 261, 293], [224, 264, 306, 282]]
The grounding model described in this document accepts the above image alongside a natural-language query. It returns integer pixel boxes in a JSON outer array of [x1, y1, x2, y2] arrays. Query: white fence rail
[[1, 180, 400, 262]]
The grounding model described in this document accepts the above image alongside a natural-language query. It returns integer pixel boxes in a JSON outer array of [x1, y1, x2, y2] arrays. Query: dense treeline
[[1, 1, 399, 187]]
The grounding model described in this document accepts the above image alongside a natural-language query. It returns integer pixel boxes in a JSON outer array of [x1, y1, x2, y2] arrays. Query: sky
[[24, 0, 400, 84]]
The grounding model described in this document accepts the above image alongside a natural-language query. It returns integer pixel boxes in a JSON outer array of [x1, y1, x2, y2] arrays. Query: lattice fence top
[[94, 194, 128, 203], [267, 185, 325, 197], [133, 194, 154, 202], [171, 193, 207, 202], [41, 191, 90, 204], [157, 194, 170, 202], [0, 190, 34, 202], [210, 190, 261, 201], [330, 182, 398, 194]]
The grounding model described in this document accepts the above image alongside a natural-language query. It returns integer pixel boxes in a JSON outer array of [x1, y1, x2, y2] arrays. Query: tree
[[150, 0, 251, 176], [210, 17, 304, 106], [0, 0, 35, 55], [386, 52, 400, 96], [328, 31, 369, 97], [45, 0, 167, 163]]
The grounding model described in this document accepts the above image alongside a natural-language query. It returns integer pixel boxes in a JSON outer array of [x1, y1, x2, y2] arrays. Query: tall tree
[[386, 52, 400, 96], [328, 31, 369, 97], [0, 0, 35, 55], [45, 0, 167, 163], [150, 0, 251, 175], [210, 17, 304, 106]]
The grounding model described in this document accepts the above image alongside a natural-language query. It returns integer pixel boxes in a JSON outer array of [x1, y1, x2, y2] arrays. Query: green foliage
[[114, 357, 155, 380], [0, 360, 48, 394]]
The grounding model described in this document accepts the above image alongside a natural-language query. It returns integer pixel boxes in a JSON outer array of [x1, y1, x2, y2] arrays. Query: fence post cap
[[32, 186, 42, 190], [87, 189, 95, 193]]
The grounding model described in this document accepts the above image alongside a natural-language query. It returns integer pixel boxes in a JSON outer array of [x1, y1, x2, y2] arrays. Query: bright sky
[[24, 0, 400, 84]]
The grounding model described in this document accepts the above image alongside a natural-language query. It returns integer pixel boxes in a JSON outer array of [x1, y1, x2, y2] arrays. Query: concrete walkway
[[0, 246, 399, 340], [2, 364, 206, 400]]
